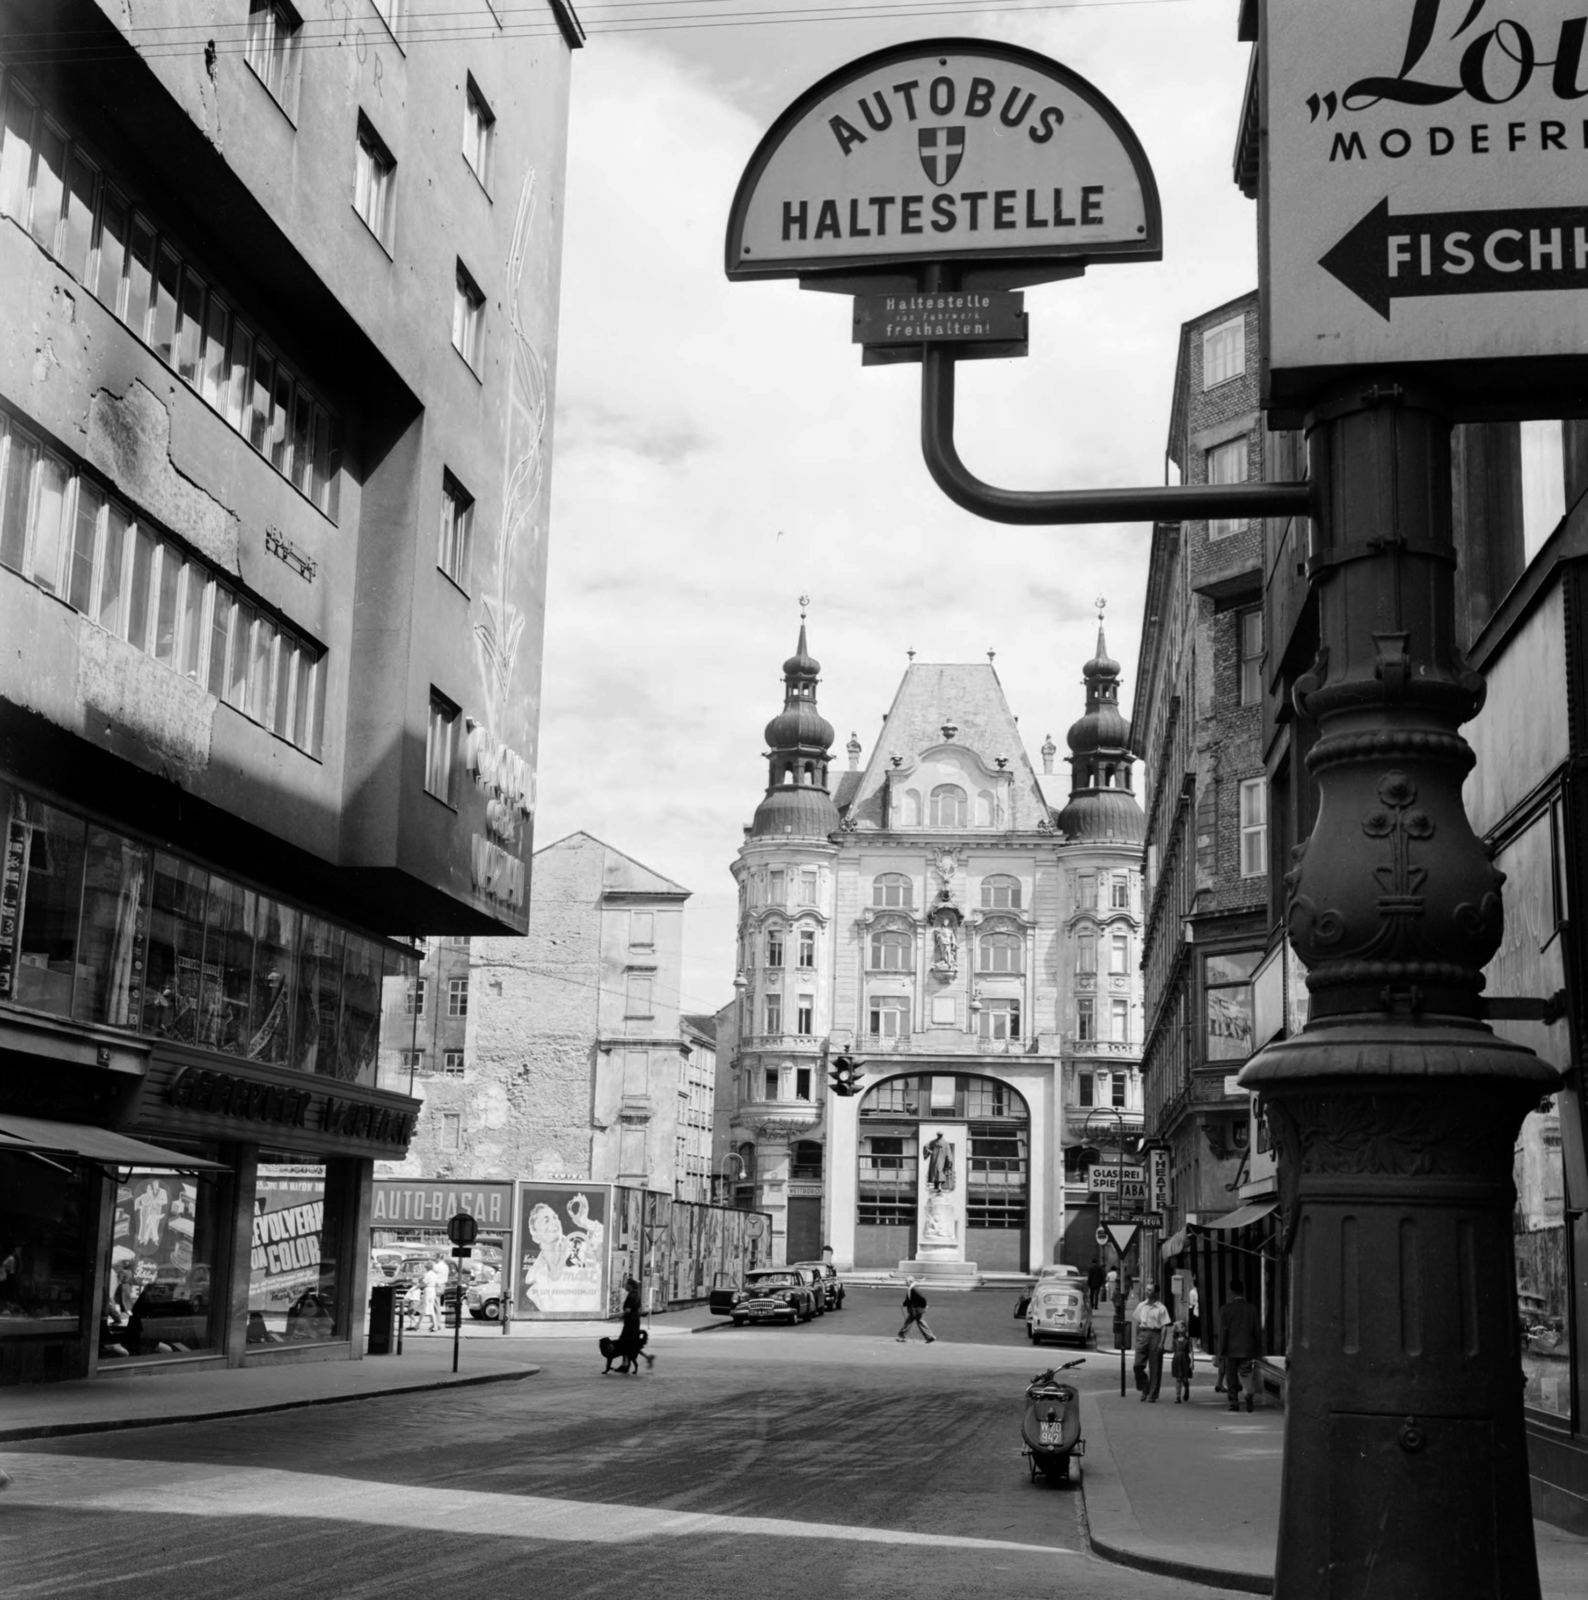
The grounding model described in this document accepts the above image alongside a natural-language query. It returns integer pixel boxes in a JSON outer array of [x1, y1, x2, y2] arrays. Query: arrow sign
[[1105, 1223, 1137, 1255], [1319, 199, 1588, 321]]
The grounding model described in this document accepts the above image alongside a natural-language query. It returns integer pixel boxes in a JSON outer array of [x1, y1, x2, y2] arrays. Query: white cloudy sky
[[535, 0, 1259, 1014]]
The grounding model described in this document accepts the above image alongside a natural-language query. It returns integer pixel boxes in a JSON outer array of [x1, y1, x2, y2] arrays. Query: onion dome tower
[[751, 611, 840, 838], [1054, 605, 1145, 845]]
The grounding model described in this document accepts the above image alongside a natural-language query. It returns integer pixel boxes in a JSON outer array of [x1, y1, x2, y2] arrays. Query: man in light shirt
[[1134, 1283, 1173, 1402]]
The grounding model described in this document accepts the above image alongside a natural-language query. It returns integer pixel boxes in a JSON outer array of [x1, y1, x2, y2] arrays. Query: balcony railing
[[1063, 1038, 1141, 1058], [739, 1033, 825, 1051]]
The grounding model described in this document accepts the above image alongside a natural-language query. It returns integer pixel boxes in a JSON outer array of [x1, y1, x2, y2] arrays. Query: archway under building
[[855, 1072, 1030, 1270]]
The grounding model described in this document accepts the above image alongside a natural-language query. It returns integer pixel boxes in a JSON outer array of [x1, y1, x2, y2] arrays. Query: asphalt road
[[0, 1289, 1246, 1600]]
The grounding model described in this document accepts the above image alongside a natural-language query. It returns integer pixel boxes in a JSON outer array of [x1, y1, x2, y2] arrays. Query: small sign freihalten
[[853, 289, 1025, 349]]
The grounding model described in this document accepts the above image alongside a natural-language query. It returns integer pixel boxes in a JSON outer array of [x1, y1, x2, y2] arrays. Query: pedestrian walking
[[1133, 1282, 1172, 1401], [1217, 1277, 1263, 1412], [615, 1275, 653, 1373], [1086, 1259, 1106, 1311], [897, 1277, 936, 1343], [1170, 1319, 1194, 1403], [1103, 1265, 1118, 1305], [420, 1258, 446, 1333], [1186, 1282, 1201, 1349]]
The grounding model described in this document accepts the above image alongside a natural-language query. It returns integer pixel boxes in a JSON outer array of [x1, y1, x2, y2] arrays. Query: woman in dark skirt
[[615, 1275, 653, 1373]]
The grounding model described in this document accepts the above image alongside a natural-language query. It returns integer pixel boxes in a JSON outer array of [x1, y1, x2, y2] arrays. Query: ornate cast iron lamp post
[[1240, 384, 1561, 1599]]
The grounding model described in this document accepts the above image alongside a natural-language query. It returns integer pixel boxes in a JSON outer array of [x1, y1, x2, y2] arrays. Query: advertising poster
[[113, 1173, 206, 1301], [250, 1163, 327, 1312], [514, 1183, 608, 1317]]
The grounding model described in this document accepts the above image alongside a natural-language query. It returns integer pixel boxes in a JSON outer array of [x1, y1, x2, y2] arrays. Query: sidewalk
[[1078, 1362, 1588, 1596], [0, 1340, 538, 1444]]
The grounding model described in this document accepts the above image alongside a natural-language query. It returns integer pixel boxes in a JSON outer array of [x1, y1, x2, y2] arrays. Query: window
[[979, 931, 1022, 974], [1239, 609, 1264, 705], [438, 472, 473, 589], [1111, 873, 1130, 910], [447, 977, 468, 1018], [869, 995, 911, 1037], [978, 999, 1021, 1040], [1078, 871, 1096, 909], [870, 928, 912, 971], [1111, 998, 1129, 1044], [441, 1050, 465, 1077], [1202, 313, 1245, 388], [768, 868, 786, 905], [981, 874, 1021, 909], [630, 911, 654, 948], [1077, 996, 1095, 1041], [872, 873, 912, 908], [441, 1113, 461, 1150], [1206, 951, 1261, 1061], [764, 1069, 779, 1101], [405, 979, 426, 1017], [796, 994, 814, 1033], [796, 1067, 812, 1102], [1077, 1069, 1094, 1108], [1077, 930, 1096, 973], [930, 784, 968, 827], [1240, 777, 1268, 877], [765, 928, 784, 968], [798, 869, 817, 906], [425, 692, 458, 804], [0, 87, 340, 517], [1111, 1070, 1127, 1108], [398, 1048, 423, 1071], [245, 0, 302, 117], [354, 115, 396, 249], [1207, 438, 1247, 539], [1110, 933, 1129, 975], [463, 76, 495, 188], [452, 261, 485, 372], [797, 927, 816, 969], [764, 993, 782, 1034], [626, 974, 654, 1018], [0, 420, 325, 753]]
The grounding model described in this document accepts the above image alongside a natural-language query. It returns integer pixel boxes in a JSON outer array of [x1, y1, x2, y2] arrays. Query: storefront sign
[[165, 1066, 415, 1149], [372, 1180, 513, 1228], [1263, 0, 1588, 410], [726, 39, 1161, 281], [1088, 1164, 1147, 1201]]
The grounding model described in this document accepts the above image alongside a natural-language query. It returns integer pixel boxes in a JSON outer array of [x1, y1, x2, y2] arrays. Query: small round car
[[1027, 1280, 1094, 1347]]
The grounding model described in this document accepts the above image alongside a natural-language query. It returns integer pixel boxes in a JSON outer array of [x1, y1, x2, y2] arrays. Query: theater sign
[[726, 40, 1161, 283]]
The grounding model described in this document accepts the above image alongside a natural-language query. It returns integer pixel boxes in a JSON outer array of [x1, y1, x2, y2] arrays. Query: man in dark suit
[[1217, 1278, 1263, 1413]]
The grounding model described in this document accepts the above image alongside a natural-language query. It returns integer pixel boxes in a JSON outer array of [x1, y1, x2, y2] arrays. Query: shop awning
[[1160, 1228, 1187, 1259], [0, 1115, 228, 1171], [1198, 1199, 1279, 1231]]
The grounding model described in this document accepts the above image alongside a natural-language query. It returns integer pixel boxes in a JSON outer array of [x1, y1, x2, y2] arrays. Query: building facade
[[0, 2, 580, 1383], [724, 624, 1143, 1271], [379, 832, 715, 1201], [1133, 292, 1278, 1331]]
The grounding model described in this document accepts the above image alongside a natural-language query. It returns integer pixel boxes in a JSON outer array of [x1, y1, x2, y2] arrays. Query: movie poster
[[515, 1184, 608, 1317]]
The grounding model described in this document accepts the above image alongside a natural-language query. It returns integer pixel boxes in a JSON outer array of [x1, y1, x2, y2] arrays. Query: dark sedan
[[726, 1269, 817, 1325]]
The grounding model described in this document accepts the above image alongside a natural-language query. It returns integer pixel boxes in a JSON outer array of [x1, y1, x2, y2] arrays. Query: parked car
[[792, 1260, 845, 1311], [708, 1271, 740, 1318], [466, 1272, 504, 1321], [1027, 1277, 1093, 1347], [729, 1268, 817, 1325]]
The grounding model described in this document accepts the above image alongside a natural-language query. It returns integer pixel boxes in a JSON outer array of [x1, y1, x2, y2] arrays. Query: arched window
[[981, 874, 1022, 909], [979, 931, 1023, 973], [930, 784, 968, 827], [782, 766, 794, 785], [803, 763, 814, 784], [903, 788, 922, 826], [976, 789, 994, 826], [872, 873, 912, 908], [870, 928, 913, 970]]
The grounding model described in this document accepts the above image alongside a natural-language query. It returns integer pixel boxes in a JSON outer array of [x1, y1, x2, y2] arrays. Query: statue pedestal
[[898, 1256, 979, 1284]]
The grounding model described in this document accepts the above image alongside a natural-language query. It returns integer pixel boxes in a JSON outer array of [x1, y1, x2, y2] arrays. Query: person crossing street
[[897, 1277, 936, 1343]]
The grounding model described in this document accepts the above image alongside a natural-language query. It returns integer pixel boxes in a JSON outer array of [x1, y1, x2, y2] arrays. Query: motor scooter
[[1021, 1359, 1085, 1484]]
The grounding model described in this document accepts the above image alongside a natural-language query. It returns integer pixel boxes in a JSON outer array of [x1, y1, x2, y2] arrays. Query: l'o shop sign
[[1264, 0, 1588, 411], [726, 40, 1161, 282]]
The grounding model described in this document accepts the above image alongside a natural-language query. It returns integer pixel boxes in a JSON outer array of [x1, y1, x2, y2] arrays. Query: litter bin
[[368, 1282, 402, 1355]]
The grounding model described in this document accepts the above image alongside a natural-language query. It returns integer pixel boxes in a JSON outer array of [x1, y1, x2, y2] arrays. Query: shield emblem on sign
[[918, 126, 965, 187]]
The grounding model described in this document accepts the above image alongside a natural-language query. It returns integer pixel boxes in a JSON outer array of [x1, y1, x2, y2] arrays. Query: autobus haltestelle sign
[[726, 40, 1162, 281]]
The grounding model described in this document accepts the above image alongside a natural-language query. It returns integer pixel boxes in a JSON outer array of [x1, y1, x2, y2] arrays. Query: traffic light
[[829, 1054, 865, 1097]]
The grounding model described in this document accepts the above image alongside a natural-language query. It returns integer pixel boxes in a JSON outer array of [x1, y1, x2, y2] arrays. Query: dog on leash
[[598, 1330, 650, 1375]]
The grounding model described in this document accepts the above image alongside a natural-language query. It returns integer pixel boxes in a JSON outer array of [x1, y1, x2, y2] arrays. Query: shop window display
[[337, 934, 382, 1085], [248, 896, 298, 1065], [1, 790, 88, 1016], [198, 873, 256, 1054], [72, 827, 150, 1028], [0, 1150, 89, 1329], [293, 917, 343, 1075], [101, 1152, 224, 1362], [142, 852, 210, 1042], [248, 1156, 346, 1344]]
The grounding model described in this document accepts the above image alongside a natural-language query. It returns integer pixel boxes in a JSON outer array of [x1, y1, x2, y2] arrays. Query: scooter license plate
[[1039, 1423, 1065, 1446]]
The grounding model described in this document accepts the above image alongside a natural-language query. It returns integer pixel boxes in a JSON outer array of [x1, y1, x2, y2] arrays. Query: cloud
[[538, 17, 1259, 1006]]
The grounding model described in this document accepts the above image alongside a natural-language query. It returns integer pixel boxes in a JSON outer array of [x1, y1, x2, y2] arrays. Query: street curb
[[0, 1363, 540, 1444], [1074, 1390, 1275, 1596]]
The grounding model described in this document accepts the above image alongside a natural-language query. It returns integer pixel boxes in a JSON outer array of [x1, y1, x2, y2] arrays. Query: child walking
[[1170, 1318, 1195, 1403]]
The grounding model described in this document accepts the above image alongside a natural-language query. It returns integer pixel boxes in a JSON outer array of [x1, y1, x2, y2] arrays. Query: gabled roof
[[533, 831, 691, 899], [843, 664, 1049, 832]]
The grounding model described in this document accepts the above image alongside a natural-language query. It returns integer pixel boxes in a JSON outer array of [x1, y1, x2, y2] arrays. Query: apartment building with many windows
[[0, 0, 582, 1385]]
